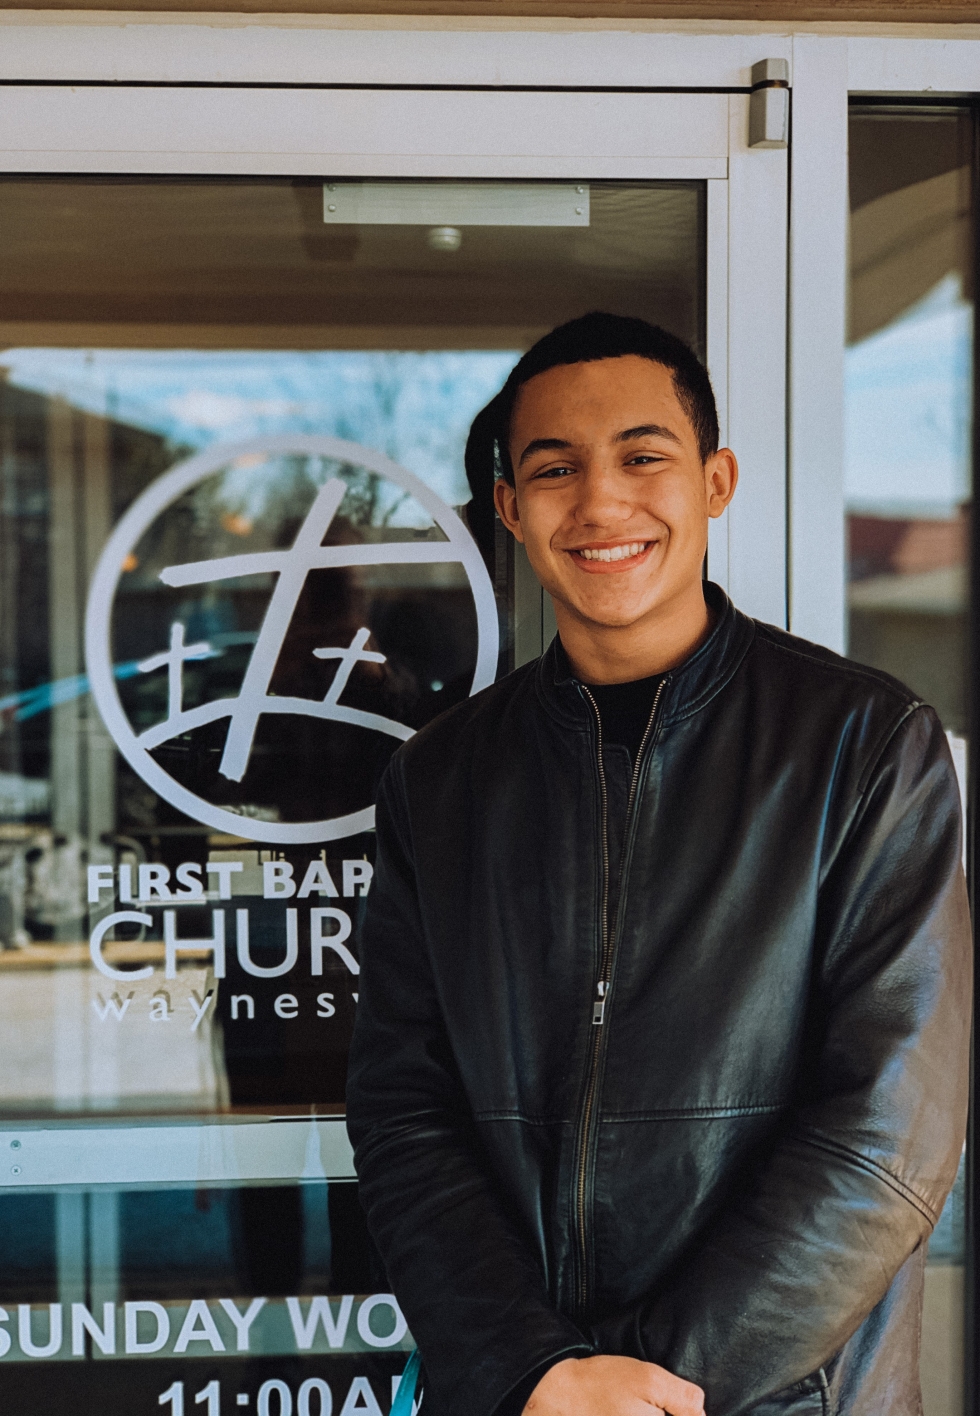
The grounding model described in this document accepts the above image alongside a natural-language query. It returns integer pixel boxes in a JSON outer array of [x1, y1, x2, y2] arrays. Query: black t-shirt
[[584, 672, 666, 763]]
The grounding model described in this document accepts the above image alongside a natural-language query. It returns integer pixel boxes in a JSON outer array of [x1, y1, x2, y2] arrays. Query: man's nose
[[573, 463, 634, 527]]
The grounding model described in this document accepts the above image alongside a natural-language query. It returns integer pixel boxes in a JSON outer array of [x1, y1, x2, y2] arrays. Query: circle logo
[[85, 435, 498, 844]]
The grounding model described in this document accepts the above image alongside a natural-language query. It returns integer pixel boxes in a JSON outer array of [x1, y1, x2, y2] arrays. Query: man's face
[[494, 355, 736, 631]]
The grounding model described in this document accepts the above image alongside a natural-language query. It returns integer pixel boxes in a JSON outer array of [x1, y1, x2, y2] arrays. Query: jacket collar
[[533, 581, 756, 732]]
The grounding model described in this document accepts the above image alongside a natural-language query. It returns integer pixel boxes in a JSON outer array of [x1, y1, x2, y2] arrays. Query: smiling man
[[346, 313, 970, 1416]]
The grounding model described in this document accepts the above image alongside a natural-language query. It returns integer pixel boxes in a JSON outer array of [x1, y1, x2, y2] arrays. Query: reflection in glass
[[0, 356, 512, 1117], [0, 175, 707, 1410], [847, 107, 972, 1416]]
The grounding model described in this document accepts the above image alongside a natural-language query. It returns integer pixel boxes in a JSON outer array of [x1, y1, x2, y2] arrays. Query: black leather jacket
[[346, 585, 971, 1416]]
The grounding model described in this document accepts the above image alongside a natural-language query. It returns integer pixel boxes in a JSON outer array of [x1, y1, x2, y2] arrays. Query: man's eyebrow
[[518, 437, 572, 466], [616, 423, 682, 445], [517, 424, 681, 467]]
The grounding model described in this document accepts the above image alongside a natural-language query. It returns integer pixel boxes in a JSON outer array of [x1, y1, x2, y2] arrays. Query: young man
[[346, 313, 971, 1416]]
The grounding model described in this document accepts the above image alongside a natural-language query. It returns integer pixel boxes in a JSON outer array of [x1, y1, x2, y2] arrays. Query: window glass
[[847, 107, 973, 1416], [0, 175, 705, 1409]]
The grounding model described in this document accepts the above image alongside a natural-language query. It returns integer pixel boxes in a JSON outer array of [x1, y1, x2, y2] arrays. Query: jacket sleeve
[[346, 757, 592, 1416], [592, 703, 972, 1415]]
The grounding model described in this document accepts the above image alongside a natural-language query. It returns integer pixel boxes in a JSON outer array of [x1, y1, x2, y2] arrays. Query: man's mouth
[[572, 541, 650, 564]]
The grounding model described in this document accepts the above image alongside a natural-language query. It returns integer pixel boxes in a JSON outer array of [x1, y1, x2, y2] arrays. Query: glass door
[[845, 103, 974, 1416], [0, 86, 787, 1414]]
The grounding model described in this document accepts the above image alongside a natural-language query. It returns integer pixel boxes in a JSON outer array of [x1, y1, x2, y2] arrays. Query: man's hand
[[523, 1356, 704, 1416]]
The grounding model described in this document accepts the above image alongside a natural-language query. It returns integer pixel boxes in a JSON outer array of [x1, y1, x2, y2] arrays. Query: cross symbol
[[314, 627, 387, 708], [135, 477, 459, 781], [137, 622, 213, 722]]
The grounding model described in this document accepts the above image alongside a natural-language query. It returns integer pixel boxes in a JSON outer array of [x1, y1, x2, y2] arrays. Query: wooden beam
[[4, 0, 980, 20]]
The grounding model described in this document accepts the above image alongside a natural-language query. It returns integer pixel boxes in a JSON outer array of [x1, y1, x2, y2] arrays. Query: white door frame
[[788, 33, 980, 653], [709, 97, 787, 629]]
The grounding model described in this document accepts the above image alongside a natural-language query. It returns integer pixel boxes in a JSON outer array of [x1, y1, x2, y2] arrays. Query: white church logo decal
[[85, 435, 498, 844]]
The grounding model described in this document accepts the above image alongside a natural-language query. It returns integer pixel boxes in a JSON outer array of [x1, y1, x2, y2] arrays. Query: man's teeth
[[579, 542, 648, 563]]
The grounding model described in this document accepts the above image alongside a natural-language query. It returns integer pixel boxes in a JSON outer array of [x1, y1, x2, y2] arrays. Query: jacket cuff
[[589, 1306, 645, 1360], [490, 1344, 595, 1416]]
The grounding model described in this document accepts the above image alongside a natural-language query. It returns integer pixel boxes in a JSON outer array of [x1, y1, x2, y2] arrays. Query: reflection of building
[[848, 509, 969, 731], [0, 377, 178, 945], [846, 112, 973, 761]]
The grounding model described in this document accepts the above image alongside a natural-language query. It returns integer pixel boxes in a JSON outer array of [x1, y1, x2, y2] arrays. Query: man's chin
[[552, 589, 666, 632]]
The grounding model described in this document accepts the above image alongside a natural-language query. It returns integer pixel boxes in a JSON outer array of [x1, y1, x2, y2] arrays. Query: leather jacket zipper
[[574, 677, 669, 1315]]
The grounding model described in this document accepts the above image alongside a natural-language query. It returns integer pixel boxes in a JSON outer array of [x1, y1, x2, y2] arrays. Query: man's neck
[[554, 581, 712, 685]]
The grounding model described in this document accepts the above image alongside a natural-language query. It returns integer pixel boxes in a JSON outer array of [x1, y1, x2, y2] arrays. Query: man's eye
[[627, 454, 664, 466], [533, 465, 575, 480]]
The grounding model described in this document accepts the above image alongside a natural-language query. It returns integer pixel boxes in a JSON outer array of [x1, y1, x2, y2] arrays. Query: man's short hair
[[464, 311, 719, 562]]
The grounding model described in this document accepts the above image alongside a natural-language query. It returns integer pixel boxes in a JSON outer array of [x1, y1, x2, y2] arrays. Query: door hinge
[[749, 58, 789, 150]]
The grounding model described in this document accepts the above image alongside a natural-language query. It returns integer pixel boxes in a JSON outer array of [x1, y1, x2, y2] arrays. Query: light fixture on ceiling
[[323, 182, 590, 229], [427, 226, 463, 252]]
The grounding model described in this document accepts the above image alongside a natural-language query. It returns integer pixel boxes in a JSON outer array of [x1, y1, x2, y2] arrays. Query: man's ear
[[493, 479, 526, 544], [705, 449, 738, 519]]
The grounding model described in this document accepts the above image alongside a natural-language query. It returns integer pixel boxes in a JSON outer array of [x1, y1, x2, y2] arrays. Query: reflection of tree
[[189, 456, 321, 554], [336, 469, 382, 530], [333, 352, 404, 461], [381, 491, 411, 527], [178, 458, 422, 555]]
